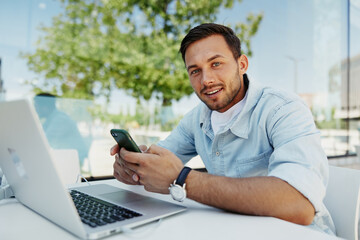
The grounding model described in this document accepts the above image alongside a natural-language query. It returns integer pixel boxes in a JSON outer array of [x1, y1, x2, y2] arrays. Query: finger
[[115, 154, 139, 178], [123, 165, 138, 179], [113, 168, 133, 185], [110, 144, 120, 156], [132, 173, 140, 182], [139, 145, 148, 152], [119, 147, 142, 165], [113, 156, 136, 182], [122, 158, 140, 172], [113, 164, 140, 185], [115, 153, 123, 163], [115, 153, 124, 166], [145, 144, 165, 155]]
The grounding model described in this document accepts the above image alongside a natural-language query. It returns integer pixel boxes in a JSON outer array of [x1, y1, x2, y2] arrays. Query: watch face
[[170, 184, 186, 201]]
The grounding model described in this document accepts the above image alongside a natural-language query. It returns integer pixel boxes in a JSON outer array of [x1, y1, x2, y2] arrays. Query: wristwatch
[[169, 166, 192, 202]]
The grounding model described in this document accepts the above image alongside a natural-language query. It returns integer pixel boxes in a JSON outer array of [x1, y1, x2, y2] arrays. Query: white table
[[0, 179, 340, 240]]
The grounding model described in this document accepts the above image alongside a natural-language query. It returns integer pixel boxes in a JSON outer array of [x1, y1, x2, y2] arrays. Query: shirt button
[[216, 152, 220, 156]]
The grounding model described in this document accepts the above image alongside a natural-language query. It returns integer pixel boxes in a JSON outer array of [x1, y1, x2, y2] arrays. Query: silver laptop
[[0, 99, 186, 239]]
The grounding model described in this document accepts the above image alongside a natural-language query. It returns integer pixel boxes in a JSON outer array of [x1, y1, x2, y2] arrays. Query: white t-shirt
[[211, 92, 248, 134]]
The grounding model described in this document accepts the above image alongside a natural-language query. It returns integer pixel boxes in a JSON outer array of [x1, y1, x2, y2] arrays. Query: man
[[111, 23, 335, 235], [34, 93, 88, 166]]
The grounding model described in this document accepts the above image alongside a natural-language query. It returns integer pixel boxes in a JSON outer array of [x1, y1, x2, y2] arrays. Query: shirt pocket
[[235, 149, 272, 177]]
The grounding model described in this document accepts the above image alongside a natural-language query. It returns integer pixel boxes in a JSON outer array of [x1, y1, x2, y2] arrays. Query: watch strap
[[175, 166, 192, 186]]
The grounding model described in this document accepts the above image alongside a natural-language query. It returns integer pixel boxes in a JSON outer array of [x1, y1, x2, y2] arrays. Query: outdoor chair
[[323, 165, 360, 240]]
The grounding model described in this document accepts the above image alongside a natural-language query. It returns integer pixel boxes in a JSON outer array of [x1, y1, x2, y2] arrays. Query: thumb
[[110, 144, 119, 156], [145, 144, 167, 155]]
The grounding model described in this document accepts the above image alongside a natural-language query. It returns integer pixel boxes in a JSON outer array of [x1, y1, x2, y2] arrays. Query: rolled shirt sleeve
[[266, 99, 335, 234], [267, 99, 328, 212]]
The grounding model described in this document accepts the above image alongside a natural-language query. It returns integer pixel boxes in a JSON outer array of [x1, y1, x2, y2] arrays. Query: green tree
[[22, 0, 262, 105]]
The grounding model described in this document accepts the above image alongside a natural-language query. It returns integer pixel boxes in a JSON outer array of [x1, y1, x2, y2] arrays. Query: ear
[[237, 54, 249, 74]]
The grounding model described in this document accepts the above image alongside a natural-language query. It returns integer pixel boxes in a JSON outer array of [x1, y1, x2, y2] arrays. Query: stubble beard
[[198, 68, 242, 112]]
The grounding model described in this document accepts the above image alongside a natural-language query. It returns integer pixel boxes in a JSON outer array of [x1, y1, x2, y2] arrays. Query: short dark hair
[[180, 23, 242, 63]]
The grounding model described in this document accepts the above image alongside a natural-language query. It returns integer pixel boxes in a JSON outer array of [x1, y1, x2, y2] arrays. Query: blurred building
[[0, 58, 5, 101], [332, 54, 360, 120]]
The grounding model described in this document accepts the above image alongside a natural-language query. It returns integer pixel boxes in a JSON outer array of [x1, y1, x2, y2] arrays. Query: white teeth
[[207, 89, 219, 95]]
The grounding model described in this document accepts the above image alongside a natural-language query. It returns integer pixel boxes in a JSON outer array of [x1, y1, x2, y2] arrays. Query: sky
[[0, 0, 359, 115], [0, 0, 62, 99]]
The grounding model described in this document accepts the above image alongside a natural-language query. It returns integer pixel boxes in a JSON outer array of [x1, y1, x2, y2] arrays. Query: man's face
[[184, 35, 248, 113]]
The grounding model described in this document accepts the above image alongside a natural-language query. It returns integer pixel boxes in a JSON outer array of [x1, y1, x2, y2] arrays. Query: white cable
[[76, 174, 91, 186], [0, 184, 14, 200], [0, 175, 14, 200], [120, 219, 162, 236], [0, 167, 3, 184]]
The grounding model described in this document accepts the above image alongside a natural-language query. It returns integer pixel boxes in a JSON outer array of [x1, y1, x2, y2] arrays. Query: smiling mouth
[[206, 89, 220, 95], [205, 88, 222, 96]]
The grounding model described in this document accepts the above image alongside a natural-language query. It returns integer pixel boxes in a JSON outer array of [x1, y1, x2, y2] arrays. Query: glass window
[[1, 0, 359, 178]]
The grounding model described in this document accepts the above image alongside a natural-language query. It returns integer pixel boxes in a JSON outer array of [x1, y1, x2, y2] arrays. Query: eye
[[190, 69, 200, 75], [212, 62, 220, 67]]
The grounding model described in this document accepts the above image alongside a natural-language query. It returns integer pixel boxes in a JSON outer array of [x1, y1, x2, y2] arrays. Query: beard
[[197, 67, 242, 112]]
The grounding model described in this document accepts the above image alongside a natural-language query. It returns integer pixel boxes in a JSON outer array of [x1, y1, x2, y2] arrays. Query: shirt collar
[[199, 77, 264, 139]]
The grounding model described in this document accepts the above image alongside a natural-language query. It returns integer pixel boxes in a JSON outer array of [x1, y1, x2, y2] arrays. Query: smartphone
[[110, 129, 141, 152]]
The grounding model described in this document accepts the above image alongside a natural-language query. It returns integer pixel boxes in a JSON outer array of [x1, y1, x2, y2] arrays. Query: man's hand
[[111, 144, 146, 185], [118, 144, 184, 194]]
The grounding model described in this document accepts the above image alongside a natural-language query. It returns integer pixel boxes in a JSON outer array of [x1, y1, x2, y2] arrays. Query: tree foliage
[[23, 0, 262, 105]]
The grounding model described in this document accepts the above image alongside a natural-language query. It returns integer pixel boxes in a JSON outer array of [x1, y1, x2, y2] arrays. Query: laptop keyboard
[[70, 190, 143, 228]]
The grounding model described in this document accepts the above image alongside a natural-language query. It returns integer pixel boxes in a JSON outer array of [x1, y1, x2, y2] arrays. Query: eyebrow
[[207, 54, 224, 62], [186, 54, 225, 72]]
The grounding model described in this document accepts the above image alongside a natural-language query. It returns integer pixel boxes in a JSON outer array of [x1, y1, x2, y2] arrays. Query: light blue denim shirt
[[158, 79, 336, 235]]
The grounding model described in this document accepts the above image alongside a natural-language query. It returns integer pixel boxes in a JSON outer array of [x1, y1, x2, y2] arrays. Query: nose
[[201, 69, 215, 86]]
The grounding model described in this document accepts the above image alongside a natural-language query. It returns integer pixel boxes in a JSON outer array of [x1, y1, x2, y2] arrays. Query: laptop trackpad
[[100, 191, 147, 204]]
